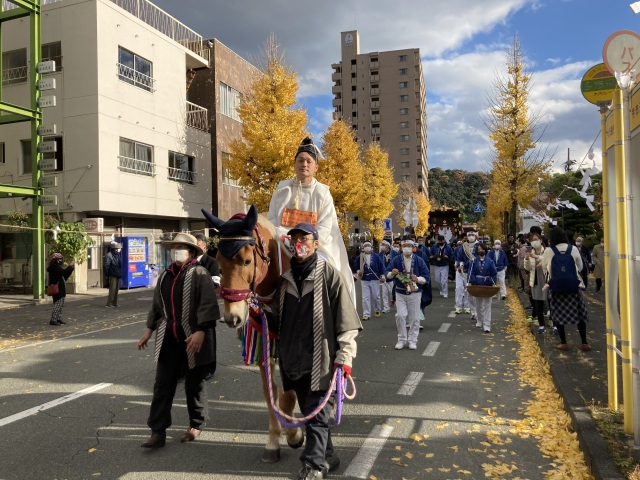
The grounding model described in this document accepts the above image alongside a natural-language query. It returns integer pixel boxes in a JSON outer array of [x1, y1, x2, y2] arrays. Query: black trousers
[[532, 299, 545, 327], [596, 278, 602, 291], [557, 322, 587, 345], [147, 334, 208, 433], [285, 373, 335, 471]]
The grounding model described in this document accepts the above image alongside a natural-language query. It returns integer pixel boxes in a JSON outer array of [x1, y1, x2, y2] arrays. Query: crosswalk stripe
[[447, 311, 456, 317], [343, 424, 394, 478], [397, 372, 424, 395], [438, 323, 451, 333], [422, 341, 441, 357]]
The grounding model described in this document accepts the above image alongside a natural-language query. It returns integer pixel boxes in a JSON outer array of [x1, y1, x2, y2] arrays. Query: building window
[[400, 108, 409, 115], [372, 97, 379, 102], [42, 136, 63, 172], [399, 55, 408, 62], [370, 57, 378, 63], [0, 142, 4, 164], [41, 41, 62, 71], [400, 148, 410, 155], [351, 85, 356, 91], [221, 153, 240, 187], [351, 59, 356, 65], [400, 121, 409, 128], [118, 138, 154, 176], [401, 161, 409, 168], [352, 98, 357, 104], [399, 81, 408, 88], [220, 82, 242, 121], [20, 140, 31, 175], [352, 111, 357, 118], [117, 46, 154, 92], [168, 151, 195, 184], [400, 135, 410, 142], [400, 95, 409, 102], [399, 68, 408, 75], [372, 123, 380, 128], [2, 48, 27, 86], [351, 72, 356, 78]]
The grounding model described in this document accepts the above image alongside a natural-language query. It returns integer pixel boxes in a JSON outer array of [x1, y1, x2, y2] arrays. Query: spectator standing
[[574, 236, 592, 290], [591, 237, 605, 292], [47, 253, 75, 326], [524, 233, 549, 334], [104, 242, 122, 308]]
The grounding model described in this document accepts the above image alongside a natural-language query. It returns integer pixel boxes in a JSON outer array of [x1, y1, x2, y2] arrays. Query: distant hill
[[428, 168, 491, 222]]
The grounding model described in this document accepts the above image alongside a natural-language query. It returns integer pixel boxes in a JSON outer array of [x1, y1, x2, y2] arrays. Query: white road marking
[[438, 323, 451, 333], [0, 383, 113, 427], [422, 341, 441, 357], [447, 311, 456, 318], [343, 424, 394, 478], [397, 372, 424, 396], [0, 319, 145, 352]]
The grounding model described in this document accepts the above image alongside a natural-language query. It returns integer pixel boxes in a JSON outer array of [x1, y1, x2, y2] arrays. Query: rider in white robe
[[267, 138, 356, 304]]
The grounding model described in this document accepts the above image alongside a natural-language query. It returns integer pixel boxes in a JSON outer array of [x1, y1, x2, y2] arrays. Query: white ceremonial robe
[[267, 178, 356, 304]]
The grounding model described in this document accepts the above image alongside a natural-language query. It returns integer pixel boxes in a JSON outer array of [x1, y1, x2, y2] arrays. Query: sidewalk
[[514, 286, 626, 480], [0, 286, 153, 310]]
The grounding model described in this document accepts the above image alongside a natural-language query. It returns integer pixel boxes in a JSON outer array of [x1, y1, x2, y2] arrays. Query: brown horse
[[202, 205, 303, 463]]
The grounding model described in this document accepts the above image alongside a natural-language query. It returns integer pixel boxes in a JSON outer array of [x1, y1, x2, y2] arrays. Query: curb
[[515, 290, 624, 480]]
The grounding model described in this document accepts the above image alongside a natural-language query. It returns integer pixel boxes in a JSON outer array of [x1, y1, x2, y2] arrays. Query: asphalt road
[[0, 280, 559, 480]]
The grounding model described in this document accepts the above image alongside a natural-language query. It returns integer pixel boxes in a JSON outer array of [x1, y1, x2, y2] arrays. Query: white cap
[[401, 239, 415, 246], [494, 239, 501, 245], [363, 241, 372, 247]]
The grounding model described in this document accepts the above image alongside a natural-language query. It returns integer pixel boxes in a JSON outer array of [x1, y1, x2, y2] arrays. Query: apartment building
[[0, 0, 212, 291], [331, 30, 428, 237]]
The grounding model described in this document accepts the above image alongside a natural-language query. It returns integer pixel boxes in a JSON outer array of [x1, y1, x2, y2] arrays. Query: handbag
[[46, 282, 60, 296]]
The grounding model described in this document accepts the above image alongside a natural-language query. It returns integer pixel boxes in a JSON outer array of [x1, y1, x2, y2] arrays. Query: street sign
[[39, 176, 57, 188], [39, 158, 57, 171], [382, 218, 392, 231], [37, 95, 56, 108], [37, 78, 56, 91], [581, 63, 616, 106], [37, 124, 57, 136], [602, 30, 640, 76], [473, 203, 483, 213], [39, 195, 58, 206], [38, 141, 57, 153], [36, 60, 56, 74], [82, 218, 104, 233]]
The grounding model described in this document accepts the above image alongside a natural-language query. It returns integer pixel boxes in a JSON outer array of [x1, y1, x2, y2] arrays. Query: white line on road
[[422, 341, 441, 357], [447, 311, 456, 318], [343, 424, 394, 478], [0, 383, 113, 427], [0, 319, 145, 352], [397, 372, 424, 396], [438, 323, 451, 333]]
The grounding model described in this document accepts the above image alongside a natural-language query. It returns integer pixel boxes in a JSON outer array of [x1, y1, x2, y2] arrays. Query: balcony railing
[[2, 0, 62, 10], [117, 62, 155, 92], [109, 0, 209, 62], [1, 65, 27, 86], [118, 156, 155, 176], [168, 167, 195, 184], [186, 101, 208, 131]]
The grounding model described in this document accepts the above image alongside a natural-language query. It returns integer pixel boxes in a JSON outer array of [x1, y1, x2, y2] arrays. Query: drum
[[466, 285, 500, 298]]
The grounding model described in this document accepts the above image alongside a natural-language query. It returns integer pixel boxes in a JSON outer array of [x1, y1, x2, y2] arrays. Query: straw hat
[[162, 232, 203, 256]]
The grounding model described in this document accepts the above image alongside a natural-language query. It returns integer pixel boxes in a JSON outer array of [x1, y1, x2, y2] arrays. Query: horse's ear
[[201, 209, 225, 230], [244, 205, 258, 230]]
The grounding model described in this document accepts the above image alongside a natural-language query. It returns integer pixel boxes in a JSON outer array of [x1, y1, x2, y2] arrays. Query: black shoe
[[141, 431, 166, 448], [57, 320, 66, 325], [49, 321, 60, 326], [295, 463, 324, 479]]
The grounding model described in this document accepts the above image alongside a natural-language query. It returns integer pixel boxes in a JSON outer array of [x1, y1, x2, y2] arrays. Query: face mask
[[531, 240, 541, 249], [494, 245, 501, 250], [363, 246, 372, 253], [294, 242, 311, 258], [393, 246, 400, 252], [477, 250, 486, 257], [171, 249, 190, 263], [468, 236, 476, 242], [57, 259, 63, 265], [402, 247, 413, 256], [576, 242, 582, 247], [115, 249, 121, 253]]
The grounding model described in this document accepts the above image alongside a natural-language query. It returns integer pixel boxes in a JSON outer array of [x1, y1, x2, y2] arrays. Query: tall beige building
[[332, 30, 428, 237]]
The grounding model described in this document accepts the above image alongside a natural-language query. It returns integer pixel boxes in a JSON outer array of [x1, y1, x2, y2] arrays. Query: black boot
[[141, 431, 166, 448]]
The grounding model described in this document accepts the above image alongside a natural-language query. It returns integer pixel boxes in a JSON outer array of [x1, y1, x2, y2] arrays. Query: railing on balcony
[[168, 167, 195, 184], [109, 0, 209, 62], [186, 101, 208, 131], [117, 62, 155, 92], [2, 0, 62, 10], [118, 156, 155, 176], [1, 65, 27, 86]]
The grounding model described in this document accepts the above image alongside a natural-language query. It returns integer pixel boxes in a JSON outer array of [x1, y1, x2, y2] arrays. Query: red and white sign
[[603, 30, 640, 76], [82, 217, 104, 233]]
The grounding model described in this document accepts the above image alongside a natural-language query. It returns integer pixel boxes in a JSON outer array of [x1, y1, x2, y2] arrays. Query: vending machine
[[118, 236, 149, 289]]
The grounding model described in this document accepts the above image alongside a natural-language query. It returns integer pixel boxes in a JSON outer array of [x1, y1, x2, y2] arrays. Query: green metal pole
[[30, 1, 44, 300]]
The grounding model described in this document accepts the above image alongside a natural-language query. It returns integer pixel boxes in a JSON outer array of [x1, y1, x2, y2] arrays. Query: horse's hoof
[[261, 448, 281, 463], [288, 431, 305, 449]]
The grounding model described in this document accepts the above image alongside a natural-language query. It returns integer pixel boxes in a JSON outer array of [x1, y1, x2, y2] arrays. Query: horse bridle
[[218, 225, 272, 304]]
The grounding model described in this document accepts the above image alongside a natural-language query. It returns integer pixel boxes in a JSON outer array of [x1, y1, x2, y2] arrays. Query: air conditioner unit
[[2, 263, 15, 280]]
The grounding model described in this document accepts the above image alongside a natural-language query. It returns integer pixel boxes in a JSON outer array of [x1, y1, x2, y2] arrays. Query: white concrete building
[[0, 0, 212, 291]]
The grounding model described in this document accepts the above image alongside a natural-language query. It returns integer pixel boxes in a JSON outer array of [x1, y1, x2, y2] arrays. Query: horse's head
[[202, 205, 275, 328]]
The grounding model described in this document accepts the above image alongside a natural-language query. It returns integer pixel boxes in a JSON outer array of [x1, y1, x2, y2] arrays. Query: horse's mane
[[257, 214, 292, 260]]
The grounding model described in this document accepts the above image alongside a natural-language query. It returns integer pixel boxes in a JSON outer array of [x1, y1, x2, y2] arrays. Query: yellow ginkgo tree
[[227, 35, 308, 212]]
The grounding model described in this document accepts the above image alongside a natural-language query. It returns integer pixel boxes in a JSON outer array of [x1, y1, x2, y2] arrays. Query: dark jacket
[[47, 262, 74, 300], [147, 262, 219, 369], [103, 250, 122, 278], [197, 253, 220, 280], [430, 243, 454, 266], [469, 256, 498, 286]]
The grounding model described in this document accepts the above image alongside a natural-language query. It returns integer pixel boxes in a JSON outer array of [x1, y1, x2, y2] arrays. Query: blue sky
[[154, 0, 640, 172]]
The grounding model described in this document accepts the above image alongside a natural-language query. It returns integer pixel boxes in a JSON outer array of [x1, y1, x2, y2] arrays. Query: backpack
[[548, 245, 580, 293]]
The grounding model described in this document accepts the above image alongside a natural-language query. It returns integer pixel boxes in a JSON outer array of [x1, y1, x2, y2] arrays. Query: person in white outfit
[[354, 241, 385, 320], [429, 235, 454, 298], [377, 240, 396, 313], [454, 233, 478, 317], [487, 239, 509, 300], [386, 239, 430, 350], [468, 243, 498, 332]]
